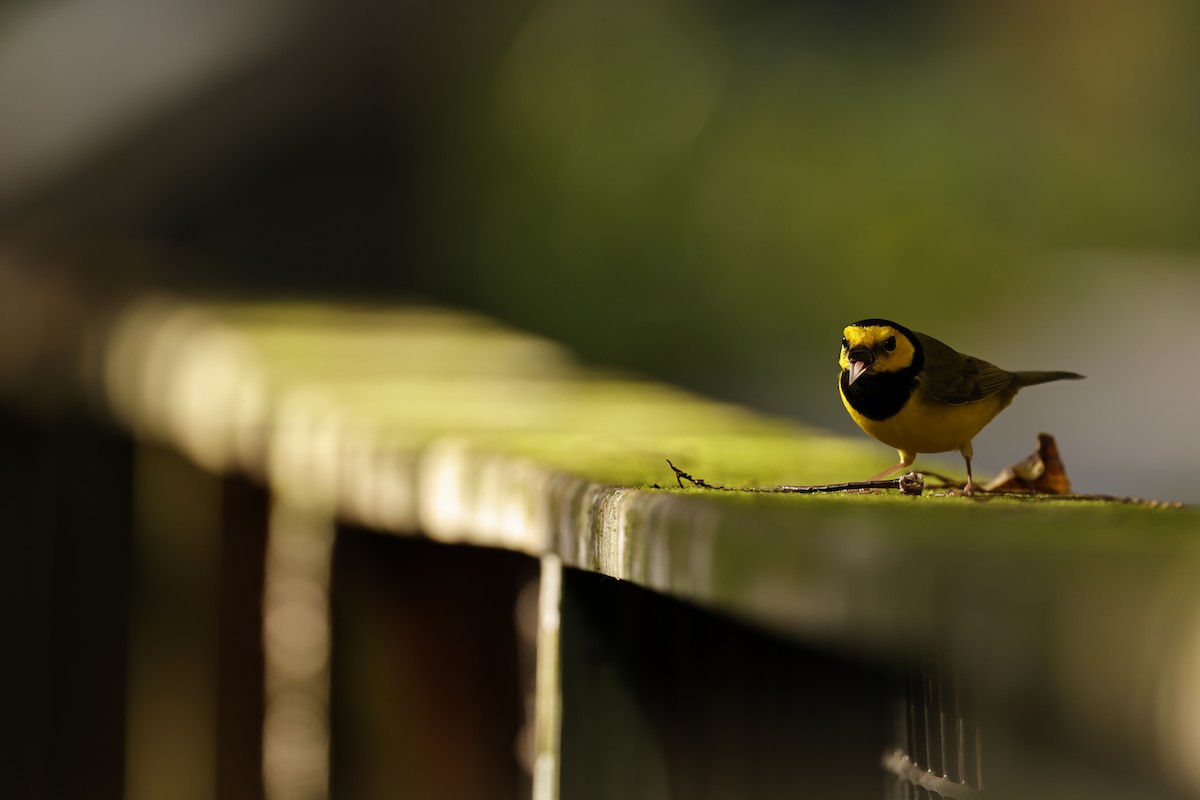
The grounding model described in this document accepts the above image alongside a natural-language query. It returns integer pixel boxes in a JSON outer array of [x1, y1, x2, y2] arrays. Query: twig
[[668, 459, 722, 489], [914, 470, 961, 487], [664, 460, 1184, 508], [666, 460, 925, 496]]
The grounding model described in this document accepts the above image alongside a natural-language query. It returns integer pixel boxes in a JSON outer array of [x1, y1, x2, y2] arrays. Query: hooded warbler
[[838, 318, 1083, 495]]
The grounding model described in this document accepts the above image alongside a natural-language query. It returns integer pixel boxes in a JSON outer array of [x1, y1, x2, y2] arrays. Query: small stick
[[664, 461, 1183, 508], [668, 459, 721, 489], [915, 470, 961, 486], [667, 460, 925, 496]]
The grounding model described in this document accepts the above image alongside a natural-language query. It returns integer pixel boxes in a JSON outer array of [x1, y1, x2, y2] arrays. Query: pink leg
[[870, 451, 916, 482], [869, 462, 907, 481], [960, 443, 976, 496]]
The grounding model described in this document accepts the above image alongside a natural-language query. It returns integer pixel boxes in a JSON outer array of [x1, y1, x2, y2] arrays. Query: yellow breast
[[839, 382, 1009, 455]]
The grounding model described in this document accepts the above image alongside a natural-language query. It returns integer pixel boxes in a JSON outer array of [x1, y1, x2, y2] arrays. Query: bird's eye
[[883, 336, 897, 352], [841, 337, 849, 349]]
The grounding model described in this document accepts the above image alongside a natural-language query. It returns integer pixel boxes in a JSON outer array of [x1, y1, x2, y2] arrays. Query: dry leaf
[[983, 433, 1071, 494]]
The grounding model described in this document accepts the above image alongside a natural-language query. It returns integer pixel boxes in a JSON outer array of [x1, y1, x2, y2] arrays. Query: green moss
[[203, 302, 1188, 534]]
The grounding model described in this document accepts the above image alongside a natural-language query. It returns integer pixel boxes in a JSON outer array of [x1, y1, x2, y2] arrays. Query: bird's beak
[[846, 346, 874, 385]]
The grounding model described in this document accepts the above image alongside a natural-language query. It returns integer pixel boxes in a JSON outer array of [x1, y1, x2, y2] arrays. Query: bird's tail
[[1012, 370, 1085, 388]]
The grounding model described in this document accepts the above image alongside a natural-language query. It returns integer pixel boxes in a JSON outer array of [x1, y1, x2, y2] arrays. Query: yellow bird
[[838, 318, 1083, 495]]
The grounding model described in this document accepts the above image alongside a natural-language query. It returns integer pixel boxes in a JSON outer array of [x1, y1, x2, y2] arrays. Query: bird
[[838, 318, 1083, 495]]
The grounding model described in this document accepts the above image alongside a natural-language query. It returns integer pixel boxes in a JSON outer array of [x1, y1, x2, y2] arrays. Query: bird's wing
[[915, 332, 1016, 405]]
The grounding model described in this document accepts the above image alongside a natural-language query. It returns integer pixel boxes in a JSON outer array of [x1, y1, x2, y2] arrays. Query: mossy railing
[[4, 292, 1198, 800]]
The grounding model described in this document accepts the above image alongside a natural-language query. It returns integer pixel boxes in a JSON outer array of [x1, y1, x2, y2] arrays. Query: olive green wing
[[914, 331, 1017, 405]]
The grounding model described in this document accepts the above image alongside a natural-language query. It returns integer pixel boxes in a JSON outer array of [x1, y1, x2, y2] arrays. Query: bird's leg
[[869, 462, 906, 481], [960, 442, 976, 496], [869, 450, 916, 482]]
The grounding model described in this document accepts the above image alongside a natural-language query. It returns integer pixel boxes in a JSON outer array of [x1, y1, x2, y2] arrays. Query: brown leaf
[[982, 433, 1072, 494]]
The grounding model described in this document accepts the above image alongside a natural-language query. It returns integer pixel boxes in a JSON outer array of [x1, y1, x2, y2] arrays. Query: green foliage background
[[390, 0, 1200, 500], [5, 0, 1197, 499]]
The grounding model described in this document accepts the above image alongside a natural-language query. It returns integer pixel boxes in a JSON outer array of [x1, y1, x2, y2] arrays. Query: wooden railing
[[3, 286, 1199, 800]]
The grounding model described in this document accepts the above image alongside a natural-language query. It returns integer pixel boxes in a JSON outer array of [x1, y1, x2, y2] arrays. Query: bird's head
[[839, 319, 920, 385]]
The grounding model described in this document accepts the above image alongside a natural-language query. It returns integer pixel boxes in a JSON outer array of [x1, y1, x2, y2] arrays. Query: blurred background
[[5, 3, 1200, 800], [1, 0, 1198, 500]]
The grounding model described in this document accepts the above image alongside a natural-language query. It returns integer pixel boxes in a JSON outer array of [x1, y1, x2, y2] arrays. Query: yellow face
[[839, 322, 918, 381]]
